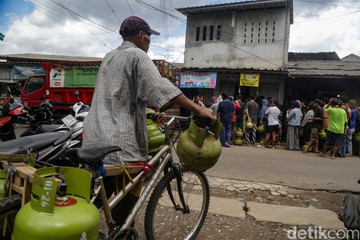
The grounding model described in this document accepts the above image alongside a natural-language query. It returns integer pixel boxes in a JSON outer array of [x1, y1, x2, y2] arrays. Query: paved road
[[14, 124, 360, 192], [205, 145, 360, 192]]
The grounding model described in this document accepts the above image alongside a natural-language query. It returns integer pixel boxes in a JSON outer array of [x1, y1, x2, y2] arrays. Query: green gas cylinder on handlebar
[[146, 109, 165, 154], [12, 167, 99, 240], [176, 118, 222, 172]]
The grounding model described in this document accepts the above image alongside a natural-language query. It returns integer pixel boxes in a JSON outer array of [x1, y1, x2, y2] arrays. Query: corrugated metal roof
[[177, 0, 293, 23], [286, 60, 360, 77], [288, 52, 340, 61]]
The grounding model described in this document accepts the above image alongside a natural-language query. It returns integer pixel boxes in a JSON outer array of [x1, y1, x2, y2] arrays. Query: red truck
[[20, 59, 180, 118], [20, 61, 101, 117]]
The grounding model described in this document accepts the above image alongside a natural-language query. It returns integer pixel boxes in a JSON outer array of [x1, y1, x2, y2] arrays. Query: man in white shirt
[[257, 99, 280, 148]]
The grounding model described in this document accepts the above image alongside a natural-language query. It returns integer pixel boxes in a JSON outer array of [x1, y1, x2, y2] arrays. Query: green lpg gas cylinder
[[147, 118, 165, 154], [0, 169, 6, 199], [12, 167, 100, 240], [177, 118, 222, 172]]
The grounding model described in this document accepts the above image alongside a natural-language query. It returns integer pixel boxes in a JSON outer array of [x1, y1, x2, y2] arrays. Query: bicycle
[[0, 115, 221, 239]]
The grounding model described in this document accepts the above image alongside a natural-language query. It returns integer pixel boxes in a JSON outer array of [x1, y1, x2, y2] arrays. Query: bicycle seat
[[63, 146, 122, 167], [0, 131, 68, 154]]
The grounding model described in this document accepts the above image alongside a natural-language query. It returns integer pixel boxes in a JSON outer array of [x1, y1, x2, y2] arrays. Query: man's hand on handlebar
[[196, 107, 216, 121]]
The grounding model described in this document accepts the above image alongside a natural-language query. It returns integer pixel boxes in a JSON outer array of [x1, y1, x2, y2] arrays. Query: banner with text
[[180, 71, 217, 89], [50, 66, 98, 88], [13, 66, 45, 81], [240, 73, 260, 87]]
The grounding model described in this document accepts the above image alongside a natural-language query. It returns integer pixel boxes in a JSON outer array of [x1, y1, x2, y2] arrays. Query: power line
[[126, 0, 135, 16], [26, 0, 114, 51], [135, 0, 186, 23], [335, 6, 360, 50], [295, 0, 360, 9], [104, 0, 122, 24], [49, 0, 117, 34], [294, 8, 360, 23]]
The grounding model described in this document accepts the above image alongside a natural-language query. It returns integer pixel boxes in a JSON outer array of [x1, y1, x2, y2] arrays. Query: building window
[[272, 21, 276, 43], [240, 20, 280, 44], [195, 27, 200, 41], [216, 25, 222, 40], [209, 25, 214, 40], [202, 26, 207, 41]]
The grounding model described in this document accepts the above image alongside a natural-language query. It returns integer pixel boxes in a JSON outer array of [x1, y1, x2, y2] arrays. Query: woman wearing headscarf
[[286, 100, 303, 150]]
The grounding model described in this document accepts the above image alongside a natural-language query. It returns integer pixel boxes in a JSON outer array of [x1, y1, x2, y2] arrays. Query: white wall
[[184, 9, 290, 70]]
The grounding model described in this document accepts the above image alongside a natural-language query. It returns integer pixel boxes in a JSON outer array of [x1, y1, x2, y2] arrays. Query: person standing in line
[[301, 102, 314, 146], [244, 96, 259, 144], [257, 99, 281, 149], [230, 96, 241, 143], [235, 95, 245, 129], [210, 96, 219, 115], [355, 106, 360, 156], [319, 98, 347, 159], [303, 99, 323, 153], [336, 96, 351, 157], [199, 94, 205, 107], [217, 92, 234, 147], [82, 16, 215, 228], [321, 97, 330, 131], [258, 99, 269, 126], [286, 100, 302, 150], [346, 100, 357, 156], [258, 98, 269, 140], [193, 95, 205, 107]]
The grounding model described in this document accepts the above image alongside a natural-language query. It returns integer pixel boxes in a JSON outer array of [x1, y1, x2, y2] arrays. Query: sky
[[0, 0, 360, 62]]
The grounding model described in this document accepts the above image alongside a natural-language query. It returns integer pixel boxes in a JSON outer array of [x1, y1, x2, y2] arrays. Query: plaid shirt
[[83, 41, 181, 164]]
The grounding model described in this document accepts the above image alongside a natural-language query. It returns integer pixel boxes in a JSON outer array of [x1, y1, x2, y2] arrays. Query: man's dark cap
[[119, 16, 160, 38]]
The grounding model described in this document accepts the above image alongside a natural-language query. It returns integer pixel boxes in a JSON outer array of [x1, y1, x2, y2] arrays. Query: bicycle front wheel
[[144, 169, 210, 240]]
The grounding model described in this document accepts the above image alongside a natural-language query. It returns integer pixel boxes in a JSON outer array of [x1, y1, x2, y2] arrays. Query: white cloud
[[1, 0, 360, 61], [290, 2, 360, 58]]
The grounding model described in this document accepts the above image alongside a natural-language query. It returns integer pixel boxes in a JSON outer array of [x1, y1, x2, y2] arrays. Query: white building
[[177, 0, 293, 106]]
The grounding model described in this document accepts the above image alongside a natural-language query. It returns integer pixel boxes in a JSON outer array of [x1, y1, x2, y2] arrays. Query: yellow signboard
[[240, 73, 260, 87]]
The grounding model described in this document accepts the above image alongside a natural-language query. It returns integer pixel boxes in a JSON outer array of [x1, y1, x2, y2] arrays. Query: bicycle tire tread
[[144, 169, 210, 240]]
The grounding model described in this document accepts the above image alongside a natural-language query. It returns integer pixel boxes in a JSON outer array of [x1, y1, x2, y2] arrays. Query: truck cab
[[21, 61, 101, 118]]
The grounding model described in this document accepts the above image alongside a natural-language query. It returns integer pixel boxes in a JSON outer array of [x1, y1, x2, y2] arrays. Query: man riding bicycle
[[83, 16, 215, 227]]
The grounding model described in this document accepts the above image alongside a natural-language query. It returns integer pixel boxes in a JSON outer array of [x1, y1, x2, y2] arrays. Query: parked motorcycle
[[0, 127, 75, 166], [26, 99, 54, 126], [0, 95, 29, 141], [20, 91, 90, 146]]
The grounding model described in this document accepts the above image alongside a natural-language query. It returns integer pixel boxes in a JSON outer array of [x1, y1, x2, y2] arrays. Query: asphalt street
[[205, 144, 360, 192], [14, 124, 360, 192]]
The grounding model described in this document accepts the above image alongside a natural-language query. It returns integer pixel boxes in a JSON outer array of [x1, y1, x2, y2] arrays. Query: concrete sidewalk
[[206, 176, 345, 230]]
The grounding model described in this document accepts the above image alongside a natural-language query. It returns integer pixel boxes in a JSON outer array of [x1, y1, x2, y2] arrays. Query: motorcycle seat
[[0, 131, 68, 154], [35, 124, 63, 133]]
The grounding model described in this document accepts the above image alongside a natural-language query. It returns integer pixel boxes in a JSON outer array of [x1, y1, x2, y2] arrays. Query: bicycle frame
[[91, 116, 188, 237]]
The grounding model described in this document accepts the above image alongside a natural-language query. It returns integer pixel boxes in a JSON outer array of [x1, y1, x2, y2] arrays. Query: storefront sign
[[180, 71, 217, 89], [240, 73, 260, 87]]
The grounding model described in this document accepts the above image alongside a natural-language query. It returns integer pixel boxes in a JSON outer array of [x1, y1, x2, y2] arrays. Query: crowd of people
[[193, 93, 360, 159]]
